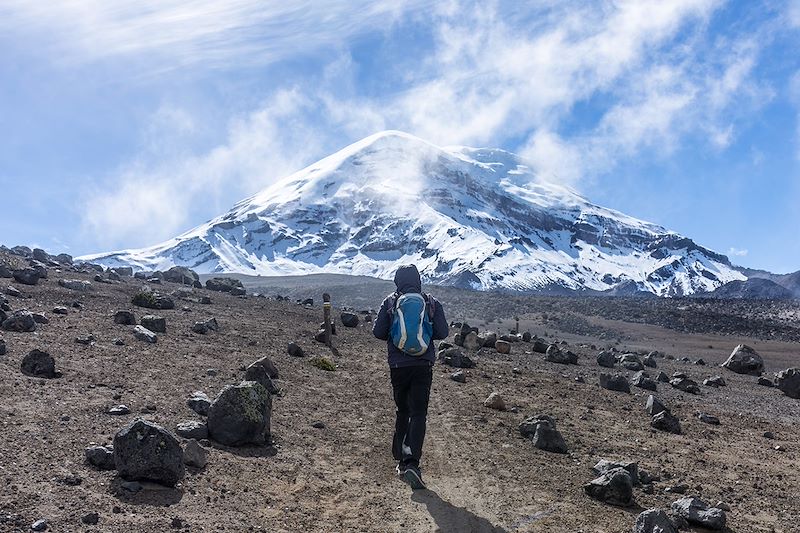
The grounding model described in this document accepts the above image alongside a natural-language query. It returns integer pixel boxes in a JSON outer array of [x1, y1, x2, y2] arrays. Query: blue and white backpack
[[389, 292, 434, 356]]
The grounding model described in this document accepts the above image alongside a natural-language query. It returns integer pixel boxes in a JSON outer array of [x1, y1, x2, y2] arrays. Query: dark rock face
[[670, 377, 700, 394], [140, 315, 166, 333], [113, 419, 185, 487], [287, 342, 304, 357], [618, 353, 644, 371], [438, 347, 476, 368], [599, 373, 630, 393], [519, 415, 567, 454], [670, 497, 726, 530], [112, 266, 134, 277], [340, 312, 359, 327], [544, 344, 578, 364], [596, 350, 615, 368], [12, 268, 40, 286], [163, 266, 200, 285], [651, 411, 682, 434], [584, 468, 634, 507], [721, 344, 764, 376], [21, 349, 57, 378], [775, 368, 800, 399], [205, 277, 245, 293], [632, 371, 657, 391], [531, 339, 548, 353], [592, 459, 639, 486], [645, 395, 667, 416], [2, 310, 37, 332], [113, 310, 136, 325], [633, 509, 678, 533], [132, 325, 157, 343], [207, 382, 272, 446]]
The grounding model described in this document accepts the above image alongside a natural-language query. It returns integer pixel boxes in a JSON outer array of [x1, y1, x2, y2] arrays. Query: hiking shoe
[[395, 463, 406, 477], [402, 465, 426, 490]]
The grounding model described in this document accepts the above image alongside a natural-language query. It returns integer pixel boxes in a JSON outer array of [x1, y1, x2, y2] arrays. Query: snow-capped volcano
[[79, 130, 745, 296]]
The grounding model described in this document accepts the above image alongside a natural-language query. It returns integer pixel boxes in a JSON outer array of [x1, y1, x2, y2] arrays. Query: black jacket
[[372, 265, 448, 368]]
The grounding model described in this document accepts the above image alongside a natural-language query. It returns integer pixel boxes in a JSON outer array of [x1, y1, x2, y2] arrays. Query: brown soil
[[1, 270, 798, 532]]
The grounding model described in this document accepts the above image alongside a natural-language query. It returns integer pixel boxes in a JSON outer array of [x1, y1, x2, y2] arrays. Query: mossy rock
[[311, 357, 336, 372], [207, 381, 271, 446]]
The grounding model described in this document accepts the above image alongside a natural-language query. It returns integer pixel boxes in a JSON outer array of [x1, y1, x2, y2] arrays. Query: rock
[[231, 286, 246, 296], [113, 419, 185, 487], [31, 518, 47, 531], [131, 291, 175, 310], [113, 310, 136, 325], [754, 376, 773, 389], [599, 373, 630, 393], [163, 266, 200, 286], [107, 271, 122, 282], [463, 332, 482, 351], [453, 333, 463, 347], [438, 347, 476, 368], [721, 344, 764, 376], [642, 353, 658, 368], [287, 342, 304, 357], [207, 381, 272, 446], [521, 331, 532, 342], [584, 468, 634, 507], [81, 512, 99, 525], [2, 310, 36, 332], [311, 421, 326, 429], [85, 445, 115, 470], [75, 334, 95, 345], [618, 353, 644, 371], [450, 370, 467, 383], [494, 340, 511, 354], [519, 415, 567, 454], [671, 497, 726, 530], [698, 412, 720, 425], [0, 265, 11, 278], [703, 375, 726, 387], [0, 338, 5, 355], [596, 350, 616, 368], [109, 405, 131, 415], [205, 277, 244, 293], [483, 392, 506, 410], [340, 312, 359, 327], [176, 421, 208, 440], [12, 268, 40, 286], [113, 338, 125, 346], [545, 344, 578, 364], [249, 355, 279, 379], [31, 313, 48, 324], [632, 371, 657, 391], [694, 358, 706, 366], [58, 279, 92, 291], [32, 248, 49, 262], [775, 368, 800, 399], [140, 315, 166, 333], [651, 411, 681, 434], [132, 325, 157, 343], [6, 285, 22, 297], [244, 363, 280, 395], [532, 339, 549, 353], [656, 371, 670, 383], [187, 391, 211, 416], [482, 332, 497, 348], [670, 377, 700, 394], [592, 459, 639, 486], [183, 439, 208, 468], [52, 306, 68, 315], [633, 509, 678, 533], [21, 349, 57, 378], [645, 395, 668, 416]]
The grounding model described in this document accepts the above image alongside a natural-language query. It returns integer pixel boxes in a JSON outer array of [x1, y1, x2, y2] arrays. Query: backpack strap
[[424, 293, 435, 320]]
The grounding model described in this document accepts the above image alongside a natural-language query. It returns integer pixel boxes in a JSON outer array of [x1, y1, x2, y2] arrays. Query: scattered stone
[[763, 431, 775, 439], [439, 347, 476, 368], [340, 312, 359, 327], [483, 392, 506, 411], [287, 342, 304, 357], [519, 415, 567, 454], [31, 518, 47, 531], [113, 310, 136, 325], [21, 349, 57, 378], [311, 421, 326, 429], [114, 419, 185, 487], [0, 338, 5, 355], [248, 355, 279, 379], [757, 376, 774, 387], [698, 412, 720, 425], [642, 353, 658, 368], [632, 371, 657, 391], [6, 285, 22, 297], [584, 468, 634, 507], [176, 421, 208, 440], [544, 344, 578, 365], [596, 350, 616, 368], [113, 338, 125, 346], [645, 395, 668, 416], [670, 376, 700, 394], [12, 268, 40, 286], [85, 445, 115, 470], [109, 405, 131, 416], [775, 368, 800, 399], [81, 512, 99, 525], [651, 411, 682, 434], [495, 340, 511, 354], [531, 339, 549, 353], [58, 279, 92, 291], [2, 310, 37, 332], [703, 375, 726, 387], [599, 373, 630, 393], [163, 266, 200, 286], [721, 344, 764, 376], [183, 439, 208, 468], [618, 353, 644, 371], [482, 332, 497, 348], [131, 291, 175, 310], [656, 371, 670, 383], [207, 381, 272, 446], [75, 334, 95, 345], [187, 391, 211, 416], [52, 306, 68, 315], [205, 277, 245, 293], [592, 459, 639, 486], [140, 315, 166, 333], [132, 325, 157, 344], [665, 484, 689, 494], [462, 332, 482, 351], [450, 370, 467, 383], [633, 509, 678, 533], [244, 363, 280, 395], [521, 331, 532, 342], [671, 497, 726, 530]]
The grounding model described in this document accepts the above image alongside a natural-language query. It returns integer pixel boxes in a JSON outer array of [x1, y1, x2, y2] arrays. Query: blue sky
[[1, 0, 799, 273]]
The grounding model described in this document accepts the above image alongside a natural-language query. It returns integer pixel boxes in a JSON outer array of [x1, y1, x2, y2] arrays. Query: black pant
[[390, 365, 433, 469]]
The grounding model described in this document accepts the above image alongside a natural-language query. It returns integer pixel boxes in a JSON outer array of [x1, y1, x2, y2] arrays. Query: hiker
[[372, 264, 448, 489]]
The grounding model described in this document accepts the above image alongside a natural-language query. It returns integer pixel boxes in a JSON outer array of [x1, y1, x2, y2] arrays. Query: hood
[[394, 264, 422, 294]]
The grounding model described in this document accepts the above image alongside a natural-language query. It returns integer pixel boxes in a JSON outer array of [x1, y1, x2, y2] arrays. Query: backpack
[[389, 292, 435, 356]]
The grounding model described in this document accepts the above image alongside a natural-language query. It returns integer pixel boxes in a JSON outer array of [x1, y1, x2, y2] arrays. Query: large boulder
[[584, 468, 634, 507], [519, 415, 567, 454], [670, 497, 726, 530], [463, 332, 482, 351], [2, 310, 36, 332], [618, 353, 644, 371], [633, 509, 678, 533], [775, 368, 800, 399], [131, 291, 175, 310], [163, 266, 200, 286], [140, 315, 166, 333], [545, 344, 578, 365], [651, 411, 682, 434], [632, 371, 657, 391], [721, 344, 764, 376], [340, 312, 359, 328], [21, 349, 57, 378], [12, 268, 40, 286], [593, 460, 638, 486], [670, 377, 700, 394], [531, 338, 549, 353], [205, 277, 244, 293], [599, 373, 630, 393], [113, 419, 185, 487], [596, 350, 616, 368], [111, 266, 134, 277], [207, 381, 272, 446], [113, 310, 136, 325], [495, 339, 511, 354]]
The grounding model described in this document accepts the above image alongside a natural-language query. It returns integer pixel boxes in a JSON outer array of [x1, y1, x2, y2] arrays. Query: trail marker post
[[323, 293, 332, 348]]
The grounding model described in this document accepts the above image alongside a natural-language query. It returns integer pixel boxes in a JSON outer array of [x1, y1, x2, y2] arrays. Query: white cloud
[[728, 247, 749, 257], [789, 0, 800, 28]]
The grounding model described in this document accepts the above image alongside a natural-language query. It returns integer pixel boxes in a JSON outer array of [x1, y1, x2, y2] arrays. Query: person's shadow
[[411, 489, 508, 533]]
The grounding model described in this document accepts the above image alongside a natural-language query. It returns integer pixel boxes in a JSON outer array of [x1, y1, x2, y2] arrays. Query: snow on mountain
[[78, 130, 745, 296]]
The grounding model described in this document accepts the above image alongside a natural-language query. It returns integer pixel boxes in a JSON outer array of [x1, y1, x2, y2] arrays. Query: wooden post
[[323, 292, 332, 348], [514, 316, 519, 335]]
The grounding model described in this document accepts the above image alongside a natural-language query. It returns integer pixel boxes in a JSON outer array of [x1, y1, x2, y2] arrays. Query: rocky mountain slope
[[80, 131, 746, 296]]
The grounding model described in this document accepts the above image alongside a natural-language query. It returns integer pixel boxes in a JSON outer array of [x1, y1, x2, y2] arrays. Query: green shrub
[[310, 356, 336, 372]]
